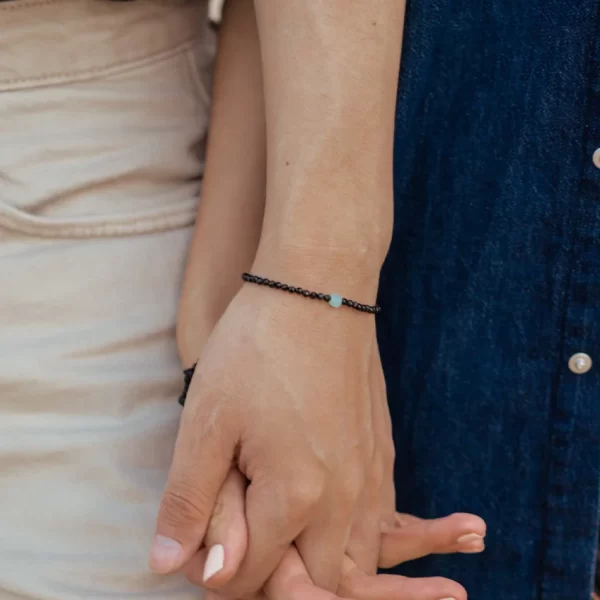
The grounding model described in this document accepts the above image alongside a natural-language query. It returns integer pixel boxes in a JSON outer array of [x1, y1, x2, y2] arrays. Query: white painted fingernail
[[439, 597, 458, 600], [203, 544, 225, 582], [457, 532, 484, 544]]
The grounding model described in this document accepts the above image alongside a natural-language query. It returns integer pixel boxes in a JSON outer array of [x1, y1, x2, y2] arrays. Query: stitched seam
[[185, 38, 213, 107], [0, 38, 201, 90], [0, 204, 198, 238]]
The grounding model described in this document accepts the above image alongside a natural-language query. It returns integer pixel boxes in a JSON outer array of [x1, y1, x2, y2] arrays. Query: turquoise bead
[[328, 293, 343, 308]]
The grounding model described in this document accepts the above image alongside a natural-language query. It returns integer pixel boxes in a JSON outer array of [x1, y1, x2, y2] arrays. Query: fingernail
[[457, 532, 484, 545], [439, 597, 457, 600], [459, 540, 485, 553], [149, 535, 182, 573], [203, 544, 225, 582]]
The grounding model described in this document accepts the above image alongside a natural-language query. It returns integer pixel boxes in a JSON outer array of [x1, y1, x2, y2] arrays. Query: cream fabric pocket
[[0, 37, 213, 238]]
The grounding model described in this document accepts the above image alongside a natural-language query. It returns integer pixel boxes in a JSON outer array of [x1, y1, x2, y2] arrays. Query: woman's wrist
[[251, 238, 386, 307]]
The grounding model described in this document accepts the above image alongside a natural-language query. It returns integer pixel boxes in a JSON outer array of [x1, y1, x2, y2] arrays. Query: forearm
[[178, 0, 265, 365], [252, 1, 405, 300]]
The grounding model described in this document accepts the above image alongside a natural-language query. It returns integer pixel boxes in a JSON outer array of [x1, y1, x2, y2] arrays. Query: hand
[[181, 467, 487, 600], [151, 282, 388, 596]]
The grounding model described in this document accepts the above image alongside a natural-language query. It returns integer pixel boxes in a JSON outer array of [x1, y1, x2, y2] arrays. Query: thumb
[[149, 391, 237, 574]]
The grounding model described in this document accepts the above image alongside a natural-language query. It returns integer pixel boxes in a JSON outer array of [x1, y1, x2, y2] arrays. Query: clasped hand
[[151, 286, 485, 600]]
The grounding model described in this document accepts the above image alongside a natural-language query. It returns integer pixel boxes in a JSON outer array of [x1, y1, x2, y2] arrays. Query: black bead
[[324, 294, 331, 302], [317, 293, 325, 300], [303, 290, 310, 297]]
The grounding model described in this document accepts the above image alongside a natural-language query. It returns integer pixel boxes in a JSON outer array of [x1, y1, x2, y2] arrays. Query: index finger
[[379, 512, 486, 568], [181, 468, 248, 588], [215, 471, 316, 597]]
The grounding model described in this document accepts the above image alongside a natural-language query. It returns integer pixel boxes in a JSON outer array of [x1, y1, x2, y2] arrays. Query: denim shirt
[[377, 1, 600, 599]]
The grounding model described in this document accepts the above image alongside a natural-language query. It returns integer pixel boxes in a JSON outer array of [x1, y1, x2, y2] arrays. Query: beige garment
[[0, 1, 214, 597]]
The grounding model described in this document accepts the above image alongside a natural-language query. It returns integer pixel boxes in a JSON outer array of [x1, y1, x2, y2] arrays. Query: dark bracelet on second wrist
[[178, 364, 196, 407]]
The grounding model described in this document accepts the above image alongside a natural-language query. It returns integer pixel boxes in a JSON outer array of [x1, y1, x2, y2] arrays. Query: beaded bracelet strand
[[241, 272, 381, 315]]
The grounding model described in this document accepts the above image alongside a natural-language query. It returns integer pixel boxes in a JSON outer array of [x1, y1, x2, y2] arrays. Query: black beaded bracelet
[[241, 272, 381, 314], [178, 364, 196, 407]]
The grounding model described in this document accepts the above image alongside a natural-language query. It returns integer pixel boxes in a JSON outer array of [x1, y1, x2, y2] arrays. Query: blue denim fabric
[[377, 1, 600, 598]]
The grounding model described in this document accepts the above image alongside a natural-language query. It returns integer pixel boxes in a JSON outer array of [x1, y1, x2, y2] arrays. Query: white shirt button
[[593, 148, 600, 169], [568, 352, 593, 374]]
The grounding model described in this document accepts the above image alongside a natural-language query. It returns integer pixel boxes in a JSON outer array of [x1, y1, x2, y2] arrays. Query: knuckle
[[161, 482, 212, 527], [286, 472, 326, 518], [206, 498, 226, 540], [212, 497, 225, 519]]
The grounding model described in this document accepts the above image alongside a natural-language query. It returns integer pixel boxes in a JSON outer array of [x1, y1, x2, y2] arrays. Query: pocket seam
[[1, 38, 202, 92], [0, 41, 205, 239], [0, 197, 198, 239], [185, 37, 214, 108]]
